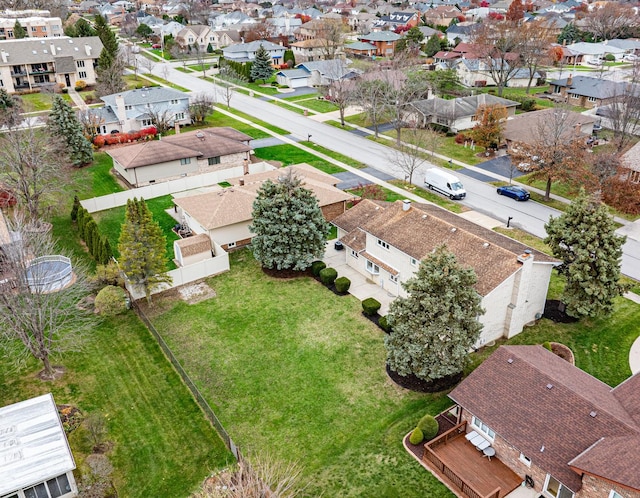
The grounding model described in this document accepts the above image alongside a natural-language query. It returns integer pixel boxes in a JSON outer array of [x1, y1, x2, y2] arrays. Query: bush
[[94, 286, 127, 316], [362, 297, 381, 316], [91, 261, 124, 287], [543, 341, 552, 351], [409, 427, 424, 445], [454, 133, 467, 144], [334, 276, 351, 294], [604, 54, 615, 62], [311, 260, 326, 277], [75, 80, 87, 90], [379, 315, 392, 332], [61, 88, 68, 94], [417, 414, 439, 440], [319, 267, 338, 286]]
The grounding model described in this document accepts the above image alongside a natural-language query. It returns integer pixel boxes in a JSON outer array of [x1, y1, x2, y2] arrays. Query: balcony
[[415, 420, 522, 498]]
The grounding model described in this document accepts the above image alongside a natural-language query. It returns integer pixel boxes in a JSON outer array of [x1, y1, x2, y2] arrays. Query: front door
[[65, 74, 71, 87]]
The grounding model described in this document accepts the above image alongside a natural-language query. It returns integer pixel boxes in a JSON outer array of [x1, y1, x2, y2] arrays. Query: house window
[[33, 75, 50, 83], [208, 156, 221, 165], [175, 112, 185, 120], [366, 260, 380, 275], [377, 239, 390, 250], [23, 473, 72, 498], [77, 60, 85, 68], [227, 241, 236, 248], [78, 71, 87, 79], [544, 475, 574, 498], [31, 26, 37, 32], [410, 257, 417, 266], [519, 453, 531, 467], [389, 274, 398, 283], [587, 96, 597, 103], [350, 249, 358, 259], [170, 99, 179, 104], [180, 158, 191, 165], [125, 105, 132, 110], [570, 93, 579, 100], [142, 119, 153, 126], [471, 416, 495, 441], [436, 116, 448, 125], [609, 492, 624, 498]]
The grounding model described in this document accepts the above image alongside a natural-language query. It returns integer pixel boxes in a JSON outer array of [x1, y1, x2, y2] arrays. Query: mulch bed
[[543, 300, 579, 323], [261, 266, 313, 279], [386, 365, 463, 393], [551, 342, 575, 364], [404, 412, 458, 461]]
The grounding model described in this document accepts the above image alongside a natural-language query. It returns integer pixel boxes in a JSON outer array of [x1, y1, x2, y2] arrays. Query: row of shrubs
[[71, 196, 113, 265], [311, 261, 352, 294], [93, 126, 158, 148]]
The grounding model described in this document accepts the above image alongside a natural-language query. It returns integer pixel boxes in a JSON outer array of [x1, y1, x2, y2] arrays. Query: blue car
[[496, 185, 530, 201]]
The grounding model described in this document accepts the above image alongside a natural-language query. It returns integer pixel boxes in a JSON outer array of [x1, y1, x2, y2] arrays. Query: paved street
[[140, 57, 640, 280]]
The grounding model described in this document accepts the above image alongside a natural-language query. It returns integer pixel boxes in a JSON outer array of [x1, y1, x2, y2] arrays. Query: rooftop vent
[[507, 358, 513, 364], [483, 242, 490, 248], [402, 199, 411, 211], [451, 227, 457, 232], [546, 383, 553, 389], [422, 214, 427, 219], [540, 445, 545, 453], [590, 411, 597, 418], [525, 249, 532, 255], [196, 131, 205, 139]]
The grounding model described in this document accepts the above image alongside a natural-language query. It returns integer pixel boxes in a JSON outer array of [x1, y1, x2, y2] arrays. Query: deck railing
[[423, 421, 500, 498]]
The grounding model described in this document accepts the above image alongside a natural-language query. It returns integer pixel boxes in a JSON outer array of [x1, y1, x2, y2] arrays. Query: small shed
[[174, 233, 213, 267], [0, 394, 78, 498]]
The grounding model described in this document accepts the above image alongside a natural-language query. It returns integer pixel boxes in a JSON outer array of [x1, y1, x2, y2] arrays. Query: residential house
[[347, 12, 378, 33], [445, 22, 477, 44], [294, 18, 345, 42], [503, 108, 596, 149], [173, 163, 355, 250], [424, 5, 461, 26], [0, 394, 78, 498], [291, 38, 340, 62], [0, 15, 63, 40], [448, 58, 543, 88], [176, 24, 216, 52], [357, 31, 401, 57], [88, 86, 191, 136], [277, 59, 359, 88], [621, 141, 640, 183], [548, 75, 632, 109], [344, 41, 377, 57], [406, 94, 519, 132], [211, 29, 241, 49], [566, 41, 625, 64], [266, 16, 303, 37], [607, 38, 640, 56], [373, 11, 421, 31], [433, 345, 640, 498], [107, 127, 252, 187], [275, 68, 310, 88], [222, 39, 285, 63], [332, 199, 558, 345], [0, 36, 102, 93]]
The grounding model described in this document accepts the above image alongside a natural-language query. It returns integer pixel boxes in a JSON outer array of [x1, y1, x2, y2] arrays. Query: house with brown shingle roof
[[331, 199, 558, 345], [173, 163, 356, 250], [443, 345, 640, 498], [107, 127, 253, 188]]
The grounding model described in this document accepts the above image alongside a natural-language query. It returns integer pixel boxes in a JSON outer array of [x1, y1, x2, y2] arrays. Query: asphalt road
[[143, 59, 640, 281]]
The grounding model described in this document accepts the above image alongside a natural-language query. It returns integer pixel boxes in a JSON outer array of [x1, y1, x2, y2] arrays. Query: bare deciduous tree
[[0, 214, 94, 379], [583, 3, 638, 42], [145, 105, 174, 134], [324, 59, 356, 126], [78, 110, 106, 141], [139, 56, 156, 76], [189, 92, 216, 125], [387, 127, 438, 184], [603, 66, 640, 152], [217, 66, 246, 109], [519, 19, 554, 93], [95, 54, 126, 97]]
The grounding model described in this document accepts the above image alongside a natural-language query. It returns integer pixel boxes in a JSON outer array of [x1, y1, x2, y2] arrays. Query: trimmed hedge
[[417, 414, 439, 440], [334, 276, 351, 294], [409, 427, 424, 445], [362, 297, 381, 316], [311, 260, 326, 277], [378, 315, 392, 333], [319, 267, 338, 286]]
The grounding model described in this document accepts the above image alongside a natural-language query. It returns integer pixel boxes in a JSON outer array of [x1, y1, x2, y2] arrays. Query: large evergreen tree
[[385, 246, 484, 383], [249, 169, 329, 271], [250, 44, 274, 83], [49, 95, 93, 167], [544, 190, 627, 318], [94, 14, 125, 96], [118, 198, 172, 302], [13, 21, 27, 39], [94, 14, 119, 66], [424, 33, 441, 57]]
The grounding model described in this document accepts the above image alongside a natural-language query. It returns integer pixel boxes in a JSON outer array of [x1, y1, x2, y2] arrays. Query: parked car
[[424, 168, 466, 200], [496, 185, 530, 201], [151, 43, 162, 49], [624, 54, 638, 62], [587, 59, 603, 66]]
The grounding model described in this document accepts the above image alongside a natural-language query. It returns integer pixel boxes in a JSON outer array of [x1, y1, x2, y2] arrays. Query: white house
[[0, 394, 78, 498], [87, 86, 191, 135], [222, 39, 285, 63], [332, 199, 558, 346]]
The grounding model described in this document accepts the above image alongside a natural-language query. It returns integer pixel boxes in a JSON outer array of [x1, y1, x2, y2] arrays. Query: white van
[[424, 168, 466, 200]]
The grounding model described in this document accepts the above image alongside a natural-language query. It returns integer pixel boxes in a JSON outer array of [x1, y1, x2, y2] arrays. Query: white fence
[[125, 251, 230, 301], [81, 162, 275, 213]]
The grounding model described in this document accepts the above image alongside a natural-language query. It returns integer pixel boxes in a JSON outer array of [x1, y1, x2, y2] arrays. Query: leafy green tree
[[118, 198, 172, 302], [405, 26, 425, 51], [283, 49, 295, 67], [557, 23, 583, 44], [13, 20, 27, 39], [424, 33, 441, 57], [544, 190, 627, 318], [385, 245, 484, 383], [48, 95, 93, 167], [250, 44, 274, 83], [66, 18, 98, 37], [424, 69, 460, 97], [207, 42, 214, 53], [249, 170, 329, 271], [136, 23, 153, 39]]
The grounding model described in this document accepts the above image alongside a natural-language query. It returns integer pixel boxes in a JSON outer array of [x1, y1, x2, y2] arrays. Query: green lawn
[[279, 96, 339, 113], [0, 313, 231, 497], [194, 111, 269, 139], [253, 144, 346, 174], [271, 100, 306, 114], [92, 195, 179, 270], [348, 185, 407, 203], [144, 250, 456, 498], [389, 180, 465, 213], [303, 142, 367, 169], [20, 92, 57, 112], [437, 136, 485, 166], [283, 93, 320, 101], [139, 74, 189, 92], [218, 107, 289, 135], [124, 74, 160, 90]]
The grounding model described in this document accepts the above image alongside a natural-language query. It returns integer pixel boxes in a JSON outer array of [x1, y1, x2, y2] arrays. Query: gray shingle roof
[[548, 75, 631, 99], [359, 31, 401, 42], [0, 36, 103, 66], [223, 39, 284, 53], [101, 86, 188, 108], [410, 94, 519, 120]]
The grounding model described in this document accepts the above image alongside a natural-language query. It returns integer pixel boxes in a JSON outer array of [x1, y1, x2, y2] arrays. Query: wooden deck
[[423, 425, 522, 498]]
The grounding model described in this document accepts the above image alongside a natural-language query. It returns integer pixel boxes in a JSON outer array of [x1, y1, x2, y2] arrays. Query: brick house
[[548, 75, 634, 109], [439, 345, 640, 498], [331, 199, 558, 346], [357, 31, 401, 57], [173, 163, 355, 251]]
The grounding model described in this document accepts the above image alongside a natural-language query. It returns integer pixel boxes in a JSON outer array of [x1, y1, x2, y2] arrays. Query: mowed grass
[[253, 144, 346, 174], [92, 195, 179, 269], [145, 250, 455, 498], [0, 313, 231, 497], [215, 107, 289, 135]]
